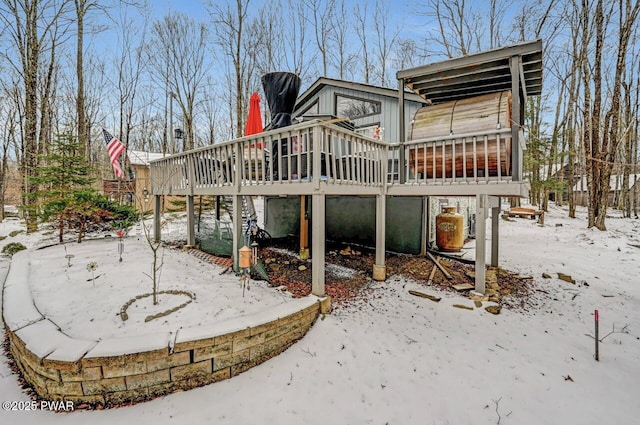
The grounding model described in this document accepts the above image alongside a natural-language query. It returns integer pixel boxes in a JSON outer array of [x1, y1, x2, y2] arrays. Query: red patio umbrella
[[244, 92, 263, 137]]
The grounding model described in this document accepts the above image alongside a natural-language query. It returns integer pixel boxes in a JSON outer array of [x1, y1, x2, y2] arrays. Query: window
[[297, 100, 319, 117], [335, 95, 381, 119]]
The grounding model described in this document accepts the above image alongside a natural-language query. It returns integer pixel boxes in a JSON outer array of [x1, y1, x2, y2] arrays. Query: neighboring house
[[128, 150, 167, 212], [103, 150, 180, 213], [533, 162, 580, 202], [572, 174, 640, 207]]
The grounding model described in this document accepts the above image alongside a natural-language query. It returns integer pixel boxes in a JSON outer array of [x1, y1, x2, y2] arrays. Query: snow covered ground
[[1, 202, 639, 425]]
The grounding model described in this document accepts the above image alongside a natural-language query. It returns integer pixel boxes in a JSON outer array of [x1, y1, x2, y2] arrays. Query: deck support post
[[300, 195, 309, 260], [373, 194, 386, 281], [510, 56, 523, 181], [232, 194, 243, 272], [311, 193, 325, 297], [398, 78, 406, 184], [186, 195, 195, 247], [475, 195, 501, 293], [474, 194, 487, 294], [491, 197, 501, 267], [153, 195, 162, 243]]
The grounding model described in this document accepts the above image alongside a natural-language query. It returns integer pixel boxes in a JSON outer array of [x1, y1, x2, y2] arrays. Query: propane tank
[[436, 206, 464, 252]]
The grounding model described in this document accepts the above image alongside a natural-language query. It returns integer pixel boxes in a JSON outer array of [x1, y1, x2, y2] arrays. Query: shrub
[[2, 242, 27, 256]]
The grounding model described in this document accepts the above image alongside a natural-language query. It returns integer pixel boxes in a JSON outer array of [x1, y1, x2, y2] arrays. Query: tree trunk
[[76, 0, 88, 158]]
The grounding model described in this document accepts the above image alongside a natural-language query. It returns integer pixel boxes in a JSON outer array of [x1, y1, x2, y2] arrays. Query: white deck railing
[[149, 120, 389, 195], [150, 122, 521, 196], [389, 128, 516, 186]]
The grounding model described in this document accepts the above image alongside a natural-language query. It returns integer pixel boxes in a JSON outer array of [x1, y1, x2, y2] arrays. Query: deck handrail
[[388, 127, 518, 185], [149, 120, 390, 195], [149, 120, 526, 196]]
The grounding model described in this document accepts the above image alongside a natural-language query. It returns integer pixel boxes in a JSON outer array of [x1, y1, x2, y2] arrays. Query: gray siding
[[295, 86, 423, 144], [264, 195, 424, 254]]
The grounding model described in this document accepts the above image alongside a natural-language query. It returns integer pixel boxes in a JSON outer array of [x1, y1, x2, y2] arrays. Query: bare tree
[[372, 0, 399, 87], [563, 0, 587, 218], [305, 0, 335, 77], [148, 12, 209, 151], [393, 38, 422, 71], [202, 77, 222, 145], [285, 0, 314, 81], [249, 0, 283, 77], [488, 0, 512, 49], [111, 4, 148, 173], [580, 0, 640, 230], [354, 1, 371, 83], [0, 95, 19, 221], [0, 0, 71, 232], [329, 0, 356, 80], [210, 0, 250, 139], [420, 0, 480, 57], [74, 0, 104, 159]]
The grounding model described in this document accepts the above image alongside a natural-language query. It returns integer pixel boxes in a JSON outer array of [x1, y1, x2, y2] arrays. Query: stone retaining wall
[[3, 249, 331, 407], [5, 297, 328, 406]]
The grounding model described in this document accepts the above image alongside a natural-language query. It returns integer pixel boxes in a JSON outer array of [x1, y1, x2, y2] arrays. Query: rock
[[555, 223, 563, 227], [485, 305, 501, 315], [496, 267, 510, 277], [269, 264, 281, 271], [489, 295, 501, 303], [453, 304, 474, 310], [474, 300, 483, 308], [469, 293, 488, 302], [408, 290, 441, 302], [298, 265, 307, 271], [339, 247, 352, 256], [542, 273, 552, 279], [453, 283, 474, 291], [557, 272, 575, 284], [485, 269, 497, 282]]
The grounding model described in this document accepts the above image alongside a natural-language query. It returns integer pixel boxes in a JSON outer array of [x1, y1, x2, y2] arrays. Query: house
[[572, 174, 640, 207], [294, 77, 425, 143], [263, 77, 431, 254], [103, 150, 180, 213], [148, 39, 543, 295]]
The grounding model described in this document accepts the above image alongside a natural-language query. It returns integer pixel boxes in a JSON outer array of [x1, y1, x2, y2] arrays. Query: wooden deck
[[149, 120, 528, 199], [149, 120, 527, 298]]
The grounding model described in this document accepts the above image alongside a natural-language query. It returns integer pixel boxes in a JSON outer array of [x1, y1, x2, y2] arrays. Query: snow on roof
[[537, 162, 567, 178], [573, 174, 640, 192], [127, 150, 167, 166]]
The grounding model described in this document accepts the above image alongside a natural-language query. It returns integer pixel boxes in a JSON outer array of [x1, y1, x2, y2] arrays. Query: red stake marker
[[595, 309, 600, 361]]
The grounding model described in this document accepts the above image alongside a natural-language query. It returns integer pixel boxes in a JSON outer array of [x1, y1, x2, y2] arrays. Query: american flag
[[102, 128, 126, 179]]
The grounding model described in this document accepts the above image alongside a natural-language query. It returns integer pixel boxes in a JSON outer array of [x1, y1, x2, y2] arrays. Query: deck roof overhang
[[396, 39, 543, 104]]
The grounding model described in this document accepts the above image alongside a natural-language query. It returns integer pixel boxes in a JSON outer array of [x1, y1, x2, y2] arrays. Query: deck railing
[[150, 122, 522, 196], [389, 128, 516, 186], [149, 120, 389, 195]]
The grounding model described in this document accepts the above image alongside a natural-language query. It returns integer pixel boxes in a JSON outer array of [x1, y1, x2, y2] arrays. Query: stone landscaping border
[[2, 250, 331, 407]]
